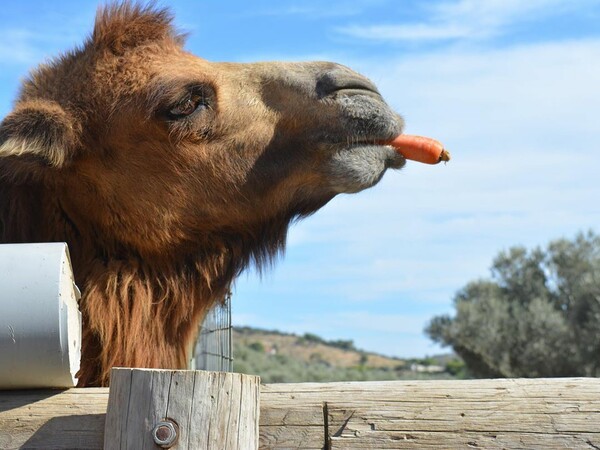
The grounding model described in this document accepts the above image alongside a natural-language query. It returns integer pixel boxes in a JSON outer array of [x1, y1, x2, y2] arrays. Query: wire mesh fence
[[192, 292, 233, 372]]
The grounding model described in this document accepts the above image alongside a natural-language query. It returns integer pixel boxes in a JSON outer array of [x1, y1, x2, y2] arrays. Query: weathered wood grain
[[103, 368, 260, 450], [1, 378, 599, 449], [0, 388, 107, 449], [263, 378, 600, 449], [322, 378, 600, 449]]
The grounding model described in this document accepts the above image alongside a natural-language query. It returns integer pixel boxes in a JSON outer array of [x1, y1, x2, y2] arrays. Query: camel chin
[[326, 144, 406, 194]]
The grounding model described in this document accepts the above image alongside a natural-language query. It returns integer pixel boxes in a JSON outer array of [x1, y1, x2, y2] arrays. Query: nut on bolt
[[152, 420, 178, 448]]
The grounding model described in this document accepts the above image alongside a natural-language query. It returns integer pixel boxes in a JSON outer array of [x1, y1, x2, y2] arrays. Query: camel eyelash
[[165, 85, 214, 121]]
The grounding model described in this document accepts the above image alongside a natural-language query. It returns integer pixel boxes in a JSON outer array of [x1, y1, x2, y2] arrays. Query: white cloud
[[249, 5, 359, 19], [374, 39, 600, 139], [337, 0, 598, 42], [0, 26, 88, 67], [246, 0, 387, 19], [338, 23, 470, 41], [234, 310, 429, 336], [206, 4, 600, 358], [235, 36, 600, 356]]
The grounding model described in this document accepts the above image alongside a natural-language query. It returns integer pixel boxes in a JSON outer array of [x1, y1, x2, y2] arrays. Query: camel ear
[[0, 100, 79, 169]]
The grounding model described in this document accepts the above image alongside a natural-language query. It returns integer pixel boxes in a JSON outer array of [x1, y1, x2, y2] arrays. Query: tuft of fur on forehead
[[93, 2, 186, 54]]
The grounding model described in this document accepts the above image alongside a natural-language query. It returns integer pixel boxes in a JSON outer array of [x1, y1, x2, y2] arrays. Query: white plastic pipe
[[0, 243, 82, 389]]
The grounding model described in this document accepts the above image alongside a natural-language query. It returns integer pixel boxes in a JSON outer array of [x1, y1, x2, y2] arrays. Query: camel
[[0, 3, 405, 386]]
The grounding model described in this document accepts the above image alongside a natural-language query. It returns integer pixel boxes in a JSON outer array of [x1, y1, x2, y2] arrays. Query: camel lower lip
[[326, 142, 405, 194], [345, 142, 396, 152], [342, 143, 405, 167]]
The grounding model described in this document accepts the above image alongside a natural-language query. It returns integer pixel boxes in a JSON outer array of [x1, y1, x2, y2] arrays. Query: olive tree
[[426, 231, 600, 377]]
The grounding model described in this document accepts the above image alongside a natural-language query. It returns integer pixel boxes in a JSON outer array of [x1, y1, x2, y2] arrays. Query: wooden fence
[[1, 374, 599, 449]]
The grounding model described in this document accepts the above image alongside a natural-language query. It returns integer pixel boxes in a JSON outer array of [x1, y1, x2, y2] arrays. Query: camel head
[[0, 3, 406, 385], [0, 3, 404, 262]]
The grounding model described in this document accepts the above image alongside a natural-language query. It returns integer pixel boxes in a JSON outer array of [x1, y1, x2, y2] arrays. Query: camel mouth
[[334, 120, 405, 155], [329, 87, 382, 101], [324, 105, 406, 191], [343, 142, 406, 169], [324, 142, 405, 194], [320, 89, 406, 193], [316, 68, 381, 100], [334, 93, 405, 146]]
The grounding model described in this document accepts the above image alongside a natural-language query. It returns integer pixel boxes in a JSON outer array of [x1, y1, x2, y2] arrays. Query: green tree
[[426, 231, 600, 378], [248, 341, 265, 353]]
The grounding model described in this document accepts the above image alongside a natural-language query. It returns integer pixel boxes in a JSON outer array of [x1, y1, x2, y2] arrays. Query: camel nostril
[[316, 67, 381, 99]]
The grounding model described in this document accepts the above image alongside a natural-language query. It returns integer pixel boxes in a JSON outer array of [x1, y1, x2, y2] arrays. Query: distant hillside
[[232, 326, 466, 383]]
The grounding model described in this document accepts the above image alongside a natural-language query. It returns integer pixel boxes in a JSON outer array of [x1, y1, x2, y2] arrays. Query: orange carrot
[[388, 134, 450, 165]]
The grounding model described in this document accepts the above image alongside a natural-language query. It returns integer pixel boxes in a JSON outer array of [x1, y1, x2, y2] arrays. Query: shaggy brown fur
[[0, 3, 405, 386]]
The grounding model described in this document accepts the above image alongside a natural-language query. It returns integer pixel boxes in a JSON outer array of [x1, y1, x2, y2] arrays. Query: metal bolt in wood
[[152, 420, 177, 448], [104, 368, 260, 449]]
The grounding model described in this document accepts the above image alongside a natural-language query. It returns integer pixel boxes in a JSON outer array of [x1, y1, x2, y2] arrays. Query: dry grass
[[233, 327, 405, 369]]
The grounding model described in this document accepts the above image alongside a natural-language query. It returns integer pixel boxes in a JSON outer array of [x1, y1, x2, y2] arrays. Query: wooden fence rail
[[1, 376, 599, 449]]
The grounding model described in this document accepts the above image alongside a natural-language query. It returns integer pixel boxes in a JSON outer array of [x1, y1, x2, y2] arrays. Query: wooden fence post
[[103, 368, 260, 450]]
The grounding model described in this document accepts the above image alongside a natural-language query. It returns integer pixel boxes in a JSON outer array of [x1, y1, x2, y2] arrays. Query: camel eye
[[167, 91, 209, 120]]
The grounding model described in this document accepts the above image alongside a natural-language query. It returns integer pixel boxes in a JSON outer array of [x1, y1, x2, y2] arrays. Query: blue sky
[[1, 1, 599, 358]]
